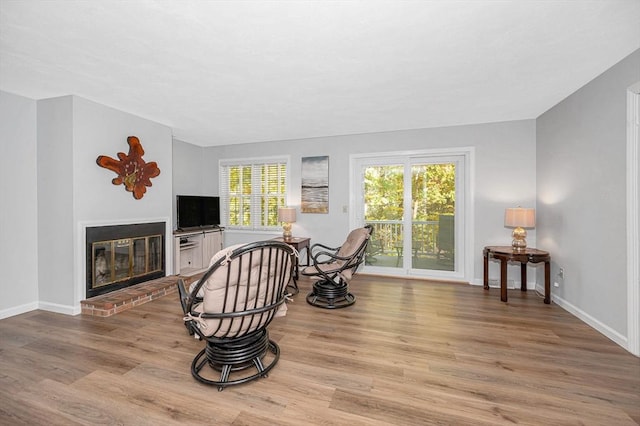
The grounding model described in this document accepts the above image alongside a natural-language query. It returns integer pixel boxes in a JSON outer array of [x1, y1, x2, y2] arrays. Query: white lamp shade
[[278, 207, 296, 223], [504, 208, 535, 228]]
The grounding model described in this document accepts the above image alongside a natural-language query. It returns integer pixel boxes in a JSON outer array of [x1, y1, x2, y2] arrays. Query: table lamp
[[504, 207, 535, 252], [277, 207, 296, 239]]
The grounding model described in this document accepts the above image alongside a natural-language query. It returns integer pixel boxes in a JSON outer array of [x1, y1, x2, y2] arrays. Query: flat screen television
[[176, 195, 221, 230]]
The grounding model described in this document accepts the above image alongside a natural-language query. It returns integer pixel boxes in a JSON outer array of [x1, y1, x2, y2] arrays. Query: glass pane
[[132, 238, 146, 275], [264, 164, 279, 194], [279, 164, 286, 193], [242, 167, 252, 194], [114, 239, 131, 280], [148, 235, 162, 272], [363, 165, 404, 268], [229, 167, 240, 193], [93, 242, 112, 288], [260, 163, 285, 227], [229, 196, 240, 225], [264, 196, 278, 226], [411, 163, 455, 271], [241, 198, 251, 226]]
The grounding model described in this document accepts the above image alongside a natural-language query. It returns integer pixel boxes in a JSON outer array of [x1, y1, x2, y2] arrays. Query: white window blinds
[[219, 157, 288, 230]]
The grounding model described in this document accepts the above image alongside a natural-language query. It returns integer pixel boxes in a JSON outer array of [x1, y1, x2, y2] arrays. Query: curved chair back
[[185, 241, 294, 339]]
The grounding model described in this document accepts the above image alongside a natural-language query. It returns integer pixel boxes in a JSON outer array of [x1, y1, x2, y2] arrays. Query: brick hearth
[[81, 274, 201, 317]]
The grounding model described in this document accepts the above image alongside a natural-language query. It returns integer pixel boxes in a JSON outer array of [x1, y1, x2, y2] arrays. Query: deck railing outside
[[365, 220, 440, 255]]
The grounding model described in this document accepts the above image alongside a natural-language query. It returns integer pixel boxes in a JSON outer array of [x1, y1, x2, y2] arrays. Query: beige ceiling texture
[[1, 0, 639, 147]]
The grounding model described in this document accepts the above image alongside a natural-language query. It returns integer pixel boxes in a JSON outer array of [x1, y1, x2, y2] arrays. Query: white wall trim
[[0, 300, 80, 320], [626, 82, 640, 356], [468, 281, 628, 347], [551, 290, 628, 350], [39, 301, 79, 316], [0, 302, 39, 320]]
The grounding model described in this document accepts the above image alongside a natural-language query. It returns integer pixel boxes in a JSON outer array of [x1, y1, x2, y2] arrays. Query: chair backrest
[[186, 241, 294, 339], [335, 225, 373, 274]]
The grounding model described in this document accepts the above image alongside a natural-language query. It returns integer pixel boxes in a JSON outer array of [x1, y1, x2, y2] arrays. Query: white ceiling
[[1, 1, 639, 147]]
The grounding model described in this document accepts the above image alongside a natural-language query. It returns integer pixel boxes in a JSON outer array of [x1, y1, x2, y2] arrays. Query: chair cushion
[[188, 243, 244, 295], [189, 243, 290, 338], [337, 227, 370, 258]]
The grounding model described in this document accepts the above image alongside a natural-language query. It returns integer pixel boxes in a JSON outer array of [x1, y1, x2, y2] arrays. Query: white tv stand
[[173, 227, 224, 277]]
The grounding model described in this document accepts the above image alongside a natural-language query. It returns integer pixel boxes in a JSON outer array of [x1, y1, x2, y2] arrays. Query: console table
[[483, 246, 550, 304]]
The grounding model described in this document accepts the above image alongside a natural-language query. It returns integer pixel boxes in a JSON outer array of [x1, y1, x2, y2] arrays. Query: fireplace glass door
[[92, 234, 163, 289]]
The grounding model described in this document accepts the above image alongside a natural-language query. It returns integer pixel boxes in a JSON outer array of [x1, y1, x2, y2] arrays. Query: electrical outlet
[[554, 281, 560, 288]]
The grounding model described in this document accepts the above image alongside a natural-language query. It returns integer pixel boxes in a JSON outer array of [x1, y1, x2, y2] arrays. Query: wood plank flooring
[[1, 275, 639, 425]]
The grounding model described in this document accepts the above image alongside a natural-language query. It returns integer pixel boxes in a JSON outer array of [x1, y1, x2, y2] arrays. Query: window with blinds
[[219, 157, 289, 230]]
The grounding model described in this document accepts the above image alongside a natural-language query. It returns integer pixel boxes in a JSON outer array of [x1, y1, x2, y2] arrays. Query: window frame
[[219, 156, 290, 231]]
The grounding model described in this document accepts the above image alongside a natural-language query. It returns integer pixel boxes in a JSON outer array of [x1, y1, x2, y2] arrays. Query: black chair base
[[191, 329, 280, 391], [306, 280, 356, 309]]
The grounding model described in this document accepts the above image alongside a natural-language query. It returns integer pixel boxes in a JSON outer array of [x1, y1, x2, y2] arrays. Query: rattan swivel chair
[[177, 241, 295, 390], [301, 225, 372, 309]]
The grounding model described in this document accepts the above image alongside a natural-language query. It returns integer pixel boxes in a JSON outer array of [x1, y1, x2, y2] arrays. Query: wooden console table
[[483, 246, 550, 304]]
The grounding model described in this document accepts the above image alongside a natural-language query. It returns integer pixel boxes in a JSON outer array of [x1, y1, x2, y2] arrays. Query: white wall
[[172, 138, 207, 230], [0, 91, 39, 318], [37, 96, 75, 310], [202, 119, 537, 284], [36, 95, 174, 314], [537, 49, 640, 345]]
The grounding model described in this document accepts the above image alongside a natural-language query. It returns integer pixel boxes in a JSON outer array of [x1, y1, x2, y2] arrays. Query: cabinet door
[[202, 231, 223, 265]]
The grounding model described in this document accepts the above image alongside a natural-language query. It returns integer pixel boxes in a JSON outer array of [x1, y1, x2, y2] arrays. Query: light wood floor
[[1, 276, 639, 425]]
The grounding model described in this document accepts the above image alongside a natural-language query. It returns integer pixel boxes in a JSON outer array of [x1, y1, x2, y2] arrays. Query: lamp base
[[511, 227, 527, 252], [282, 222, 292, 239]]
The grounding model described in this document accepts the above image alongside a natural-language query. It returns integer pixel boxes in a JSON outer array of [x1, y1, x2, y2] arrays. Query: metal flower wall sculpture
[[96, 136, 161, 199]]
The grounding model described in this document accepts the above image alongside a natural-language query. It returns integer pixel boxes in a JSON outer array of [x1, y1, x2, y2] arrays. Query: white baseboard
[[471, 279, 629, 352], [0, 301, 39, 320], [38, 301, 81, 316], [537, 284, 628, 349], [0, 300, 80, 319]]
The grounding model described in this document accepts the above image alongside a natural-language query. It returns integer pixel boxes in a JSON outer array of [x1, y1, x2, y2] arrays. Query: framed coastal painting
[[301, 156, 329, 213]]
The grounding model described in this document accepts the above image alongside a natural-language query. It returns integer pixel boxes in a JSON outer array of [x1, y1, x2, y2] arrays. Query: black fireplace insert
[[86, 222, 166, 298]]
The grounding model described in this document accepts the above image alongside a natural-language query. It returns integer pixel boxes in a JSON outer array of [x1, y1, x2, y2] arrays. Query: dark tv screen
[[177, 195, 220, 230], [202, 197, 221, 226]]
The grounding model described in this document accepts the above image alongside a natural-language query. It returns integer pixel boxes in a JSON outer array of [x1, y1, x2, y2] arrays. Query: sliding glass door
[[352, 149, 470, 280]]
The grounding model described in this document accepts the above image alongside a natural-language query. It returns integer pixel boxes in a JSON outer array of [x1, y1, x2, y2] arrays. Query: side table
[[272, 236, 311, 294], [483, 246, 551, 304]]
